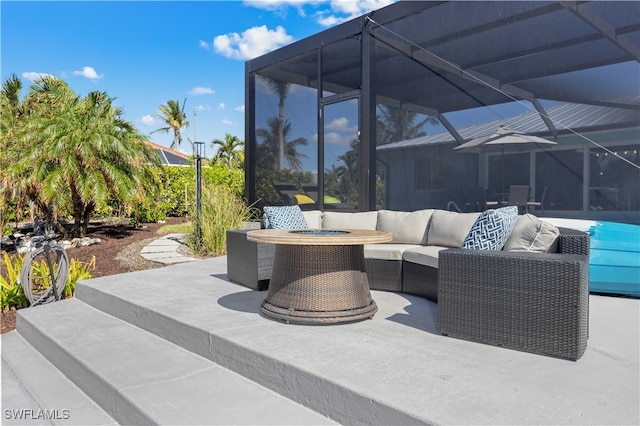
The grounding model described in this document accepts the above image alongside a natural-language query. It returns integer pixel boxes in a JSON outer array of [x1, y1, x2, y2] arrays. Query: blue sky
[[2, 0, 395, 154]]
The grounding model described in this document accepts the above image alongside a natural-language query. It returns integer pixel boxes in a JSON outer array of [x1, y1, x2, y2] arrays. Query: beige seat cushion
[[364, 243, 422, 261], [376, 209, 435, 244], [503, 214, 560, 252], [403, 245, 449, 269], [427, 210, 480, 248], [302, 210, 323, 228], [322, 211, 378, 230]]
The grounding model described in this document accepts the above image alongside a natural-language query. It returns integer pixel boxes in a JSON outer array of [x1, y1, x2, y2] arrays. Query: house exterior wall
[[378, 128, 640, 224]]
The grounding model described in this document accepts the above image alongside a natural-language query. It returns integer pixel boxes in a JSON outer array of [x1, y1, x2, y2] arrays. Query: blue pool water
[[543, 219, 640, 298]]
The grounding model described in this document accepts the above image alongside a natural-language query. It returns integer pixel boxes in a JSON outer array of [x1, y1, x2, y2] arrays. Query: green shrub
[[64, 256, 95, 297], [0, 252, 28, 311], [130, 198, 172, 227], [187, 184, 258, 256], [128, 164, 245, 224]]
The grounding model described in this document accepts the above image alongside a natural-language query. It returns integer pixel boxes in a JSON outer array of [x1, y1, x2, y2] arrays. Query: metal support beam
[[437, 113, 465, 145], [561, 1, 640, 61], [532, 98, 559, 139], [362, 16, 375, 211]]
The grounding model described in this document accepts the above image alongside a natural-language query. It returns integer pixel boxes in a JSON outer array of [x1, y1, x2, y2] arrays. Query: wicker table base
[[262, 244, 377, 324]]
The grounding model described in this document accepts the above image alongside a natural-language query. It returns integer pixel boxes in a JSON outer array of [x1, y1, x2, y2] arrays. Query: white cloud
[[22, 71, 55, 82], [217, 103, 226, 110], [235, 105, 245, 113], [214, 25, 294, 60], [244, 0, 396, 28], [199, 40, 210, 50], [222, 118, 236, 126], [324, 131, 352, 146], [325, 116, 355, 132], [317, 0, 395, 27], [141, 115, 156, 125], [190, 86, 215, 96], [244, 0, 322, 9], [195, 104, 212, 111], [244, 0, 323, 17], [317, 14, 342, 26], [73, 66, 102, 80]]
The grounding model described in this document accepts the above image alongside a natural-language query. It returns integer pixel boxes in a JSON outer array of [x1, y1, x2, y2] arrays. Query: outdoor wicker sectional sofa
[[226, 208, 590, 360]]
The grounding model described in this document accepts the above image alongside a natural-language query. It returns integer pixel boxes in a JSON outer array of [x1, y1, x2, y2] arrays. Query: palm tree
[[17, 77, 158, 237], [0, 74, 28, 229], [1, 75, 63, 228], [376, 105, 437, 145], [265, 78, 291, 170], [334, 138, 359, 204], [211, 133, 244, 167], [256, 116, 307, 171], [152, 99, 189, 150]]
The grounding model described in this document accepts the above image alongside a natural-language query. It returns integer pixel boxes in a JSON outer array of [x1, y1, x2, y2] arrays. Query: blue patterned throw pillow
[[462, 206, 518, 250], [263, 205, 309, 229]]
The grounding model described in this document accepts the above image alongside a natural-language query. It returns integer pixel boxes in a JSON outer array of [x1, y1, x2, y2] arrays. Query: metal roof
[[377, 95, 640, 151]]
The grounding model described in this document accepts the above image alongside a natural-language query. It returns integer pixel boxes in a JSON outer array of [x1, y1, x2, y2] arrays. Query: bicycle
[[18, 229, 69, 307]]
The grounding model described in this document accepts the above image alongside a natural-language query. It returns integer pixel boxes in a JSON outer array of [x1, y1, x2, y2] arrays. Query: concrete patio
[[2, 255, 639, 425]]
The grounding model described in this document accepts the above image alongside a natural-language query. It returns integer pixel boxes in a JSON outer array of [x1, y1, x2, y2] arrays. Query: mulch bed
[[0, 217, 190, 334]]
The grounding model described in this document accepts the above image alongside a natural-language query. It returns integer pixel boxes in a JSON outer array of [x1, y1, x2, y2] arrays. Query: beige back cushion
[[503, 214, 560, 252], [427, 210, 480, 248], [376, 209, 435, 244], [302, 210, 323, 228], [322, 211, 379, 230]]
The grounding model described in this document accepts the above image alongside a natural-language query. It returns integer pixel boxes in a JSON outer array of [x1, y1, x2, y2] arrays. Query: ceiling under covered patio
[[250, 1, 639, 141], [246, 1, 639, 217]]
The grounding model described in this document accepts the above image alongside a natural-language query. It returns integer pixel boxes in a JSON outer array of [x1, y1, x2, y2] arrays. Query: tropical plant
[[64, 256, 95, 298], [187, 184, 257, 256], [0, 74, 46, 231], [2, 76, 160, 237], [0, 252, 28, 311], [0, 251, 94, 311], [30, 79, 158, 236], [211, 133, 244, 167], [151, 99, 190, 150], [256, 116, 308, 171], [376, 105, 436, 145], [327, 138, 359, 204], [265, 78, 291, 170], [126, 163, 245, 222]]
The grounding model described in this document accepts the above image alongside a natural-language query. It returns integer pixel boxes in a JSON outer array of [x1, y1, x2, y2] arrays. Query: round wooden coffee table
[[246, 229, 392, 324]]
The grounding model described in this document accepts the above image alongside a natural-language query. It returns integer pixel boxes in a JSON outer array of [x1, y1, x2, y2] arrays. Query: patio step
[[1, 331, 117, 425], [72, 261, 430, 425], [7, 298, 335, 425]]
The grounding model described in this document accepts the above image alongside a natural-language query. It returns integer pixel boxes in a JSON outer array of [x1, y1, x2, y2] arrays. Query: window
[[415, 158, 445, 190], [415, 158, 432, 190], [590, 145, 640, 211], [536, 150, 584, 211]]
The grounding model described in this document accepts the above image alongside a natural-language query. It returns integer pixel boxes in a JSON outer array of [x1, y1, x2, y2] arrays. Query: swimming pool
[[542, 218, 640, 298]]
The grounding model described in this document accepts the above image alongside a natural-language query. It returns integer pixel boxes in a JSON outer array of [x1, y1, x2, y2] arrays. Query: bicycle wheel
[[19, 242, 69, 306]]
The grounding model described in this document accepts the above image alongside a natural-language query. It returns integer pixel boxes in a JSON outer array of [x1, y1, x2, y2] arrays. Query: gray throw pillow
[[503, 214, 560, 252]]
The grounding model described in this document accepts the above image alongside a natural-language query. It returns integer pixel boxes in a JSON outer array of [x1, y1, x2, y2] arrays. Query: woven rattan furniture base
[[226, 230, 273, 291], [247, 229, 392, 324]]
